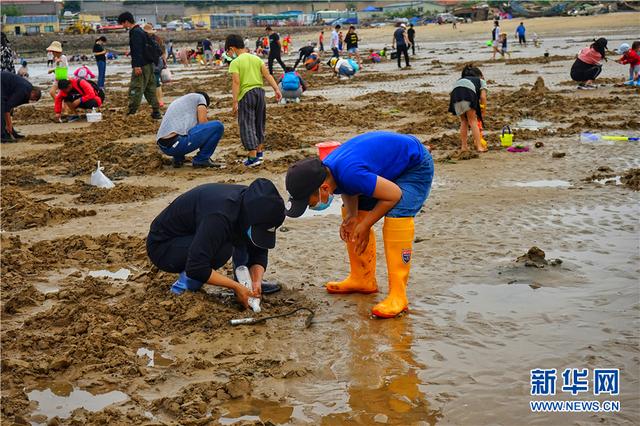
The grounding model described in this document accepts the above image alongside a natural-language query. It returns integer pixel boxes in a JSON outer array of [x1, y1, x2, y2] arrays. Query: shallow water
[[215, 197, 639, 425], [27, 383, 128, 424], [512, 180, 571, 188], [88, 268, 130, 280]]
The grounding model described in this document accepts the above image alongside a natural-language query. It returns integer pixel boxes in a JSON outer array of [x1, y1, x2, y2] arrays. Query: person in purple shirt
[[284, 131, 434, 318]]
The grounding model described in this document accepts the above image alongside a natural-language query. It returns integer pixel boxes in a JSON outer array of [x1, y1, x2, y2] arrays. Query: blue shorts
[[357, 147, 434, 218], [348, 47, 358, 54]]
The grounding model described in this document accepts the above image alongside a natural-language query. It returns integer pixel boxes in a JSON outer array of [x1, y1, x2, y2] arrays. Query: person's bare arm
[[205, 270, 253, 309], [196, 104, 208, 123], [261, 64, 282, 101], [340, 194, 359, 242], [352, 177, 402, 254], [249, 264, 265, 297], [480, 89, 488, 116], [4, 112, 13, 134], [231, 72, 240, 115]]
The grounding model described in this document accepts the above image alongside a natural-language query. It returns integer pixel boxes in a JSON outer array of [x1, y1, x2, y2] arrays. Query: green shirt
[[228, 53, 264, 101]]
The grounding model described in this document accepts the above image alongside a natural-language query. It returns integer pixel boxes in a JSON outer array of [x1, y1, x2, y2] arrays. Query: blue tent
[[361, 6, 382, 12]]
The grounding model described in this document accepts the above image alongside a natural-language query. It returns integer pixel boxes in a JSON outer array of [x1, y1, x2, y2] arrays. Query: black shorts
[[570, 58, 602, 82], [78, 99, 99, 110], [448, 87, 480, 118]]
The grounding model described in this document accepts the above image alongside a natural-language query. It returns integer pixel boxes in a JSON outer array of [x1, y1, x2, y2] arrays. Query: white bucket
[[86, 108, 102, 123]]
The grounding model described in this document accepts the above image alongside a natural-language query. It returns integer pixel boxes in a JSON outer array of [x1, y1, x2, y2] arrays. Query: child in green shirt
[[226, 34, 282, 167]]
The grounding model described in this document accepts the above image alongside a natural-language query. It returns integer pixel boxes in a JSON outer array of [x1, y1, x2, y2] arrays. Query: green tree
[[345, 2, 357, 11], [2, 5, 22, 16]]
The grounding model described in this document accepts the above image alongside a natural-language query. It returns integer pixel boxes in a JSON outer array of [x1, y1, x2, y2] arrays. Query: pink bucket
[[315, 141, 341, 160]]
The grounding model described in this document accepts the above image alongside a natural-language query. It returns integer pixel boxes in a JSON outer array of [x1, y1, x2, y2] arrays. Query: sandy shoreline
[[2, 13, 639, 426]]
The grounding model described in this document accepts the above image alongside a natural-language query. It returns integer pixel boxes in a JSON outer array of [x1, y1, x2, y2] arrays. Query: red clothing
[[620, 49, 640, 67], [577, 47, 603, 65], [54, 78, 102, 114]]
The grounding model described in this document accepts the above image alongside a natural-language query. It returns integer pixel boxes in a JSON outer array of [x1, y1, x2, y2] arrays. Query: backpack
[[79, 77, 105, 102], [281, 72, 300, 91], [143, 31, 163, 66]]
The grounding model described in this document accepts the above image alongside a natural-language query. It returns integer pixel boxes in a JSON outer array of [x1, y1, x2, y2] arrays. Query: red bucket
[[315, 141, 341, 160]]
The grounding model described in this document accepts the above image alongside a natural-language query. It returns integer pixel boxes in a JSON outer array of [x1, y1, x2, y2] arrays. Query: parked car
[[370, 22, 388, 27], [436, 13, 464, 24], [153, 24, 162, 30]]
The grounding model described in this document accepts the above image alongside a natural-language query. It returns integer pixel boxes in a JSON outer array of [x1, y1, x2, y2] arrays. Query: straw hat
[[46, 41, 62, 53], [143, 23, 155, 34]]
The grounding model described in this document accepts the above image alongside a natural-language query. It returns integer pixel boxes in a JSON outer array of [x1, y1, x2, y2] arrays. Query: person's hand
[[232, 101, 238, 116], [252, 280, 262, 298], [48, 69, 54, 74], [134, 67, 142, 76], [55, 113, 62, 122], [351, 222, 371, 255], [274, 90, 282, 102], [234, 283, 252, 309], [340, 214, 358, 242]]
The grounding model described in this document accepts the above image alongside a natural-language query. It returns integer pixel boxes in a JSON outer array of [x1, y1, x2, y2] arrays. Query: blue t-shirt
[[516, 25, 526, 36], [323, 131, 425, 197], [394, 28, 406, 46]]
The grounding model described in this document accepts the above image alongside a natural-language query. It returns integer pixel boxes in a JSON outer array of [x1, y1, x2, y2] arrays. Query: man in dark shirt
[[392, 24, 411, 69], [293, 43, 315, 69], [1, 71, 41, 142], [266, 26, 287, 75], [146, 179, 286, 306], [407, 24, 416, 55], [117, 11, 161, 119]]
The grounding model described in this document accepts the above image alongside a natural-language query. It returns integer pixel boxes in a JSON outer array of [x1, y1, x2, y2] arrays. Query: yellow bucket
[[500, 125, 513, 147]]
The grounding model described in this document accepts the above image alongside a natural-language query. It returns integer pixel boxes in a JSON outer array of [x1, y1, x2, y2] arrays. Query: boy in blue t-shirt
[[284, 131, 434, 318]]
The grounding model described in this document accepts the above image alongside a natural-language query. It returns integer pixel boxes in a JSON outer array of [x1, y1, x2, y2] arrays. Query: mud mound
[[354, 90, 449, 115], [438, 149, 479, 162], [1, 234, 148, 280], [514, 69, 537, 75], [75, 183, 172, 204], [0, 189, 96, 231], [10, 138, 165, 177], [425, 132, 462, 150], [621, 168, 640, 191], [25, 111, 158, 145], [12, 105, 56, 125], [516, 247, 562, 268], [531, 76, 549, 94], [163, 73, 231, 96]]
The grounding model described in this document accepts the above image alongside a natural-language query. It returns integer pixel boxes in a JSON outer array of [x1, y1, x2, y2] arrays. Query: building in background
[[3, 14, 59, 35]]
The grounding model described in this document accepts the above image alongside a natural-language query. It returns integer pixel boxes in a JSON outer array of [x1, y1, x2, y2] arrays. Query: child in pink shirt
[[73, 65, 96, 79], [570, 38, 607, 89]]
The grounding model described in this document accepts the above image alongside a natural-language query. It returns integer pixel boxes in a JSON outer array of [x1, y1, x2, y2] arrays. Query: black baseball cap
[[285, 158, 327, 218], [242, 178, 285, 249]]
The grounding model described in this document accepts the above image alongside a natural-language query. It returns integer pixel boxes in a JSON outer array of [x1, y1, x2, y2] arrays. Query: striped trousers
[[238, 87, 266, 151]]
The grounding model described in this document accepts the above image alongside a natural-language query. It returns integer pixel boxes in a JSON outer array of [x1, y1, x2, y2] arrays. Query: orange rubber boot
[[372, 217, 414, 318], [326, 210, 377, 294]]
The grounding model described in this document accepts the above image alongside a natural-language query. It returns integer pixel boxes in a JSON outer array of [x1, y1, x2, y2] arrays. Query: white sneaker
[[339, 76, 349, 80], [280, 98, 287, 104], [295, 98, 300, 103]]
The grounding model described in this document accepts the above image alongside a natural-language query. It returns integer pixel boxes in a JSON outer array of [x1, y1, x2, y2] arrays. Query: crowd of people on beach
[[2, 14, 638, 317]]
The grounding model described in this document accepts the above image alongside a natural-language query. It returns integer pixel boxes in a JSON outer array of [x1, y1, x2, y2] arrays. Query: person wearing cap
[[117, 12, 161, 119], [1, 71, 41, 142], [285, 131, 434, 318], [146, 179, 286, 306], [392, 24, 411, 69], [46, 41, 69, 99], [156, 92, 224, 168]]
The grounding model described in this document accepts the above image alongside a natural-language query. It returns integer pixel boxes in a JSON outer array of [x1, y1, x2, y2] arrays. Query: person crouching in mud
[[146, 179, 285, 308], [285, 131, 434, 318]]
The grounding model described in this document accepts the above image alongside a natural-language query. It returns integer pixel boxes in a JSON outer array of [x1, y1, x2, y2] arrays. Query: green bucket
[[54, 67, 68, 81]]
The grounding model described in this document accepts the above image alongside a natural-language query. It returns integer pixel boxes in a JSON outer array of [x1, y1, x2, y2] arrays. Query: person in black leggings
[[266, 26, 286, 75]]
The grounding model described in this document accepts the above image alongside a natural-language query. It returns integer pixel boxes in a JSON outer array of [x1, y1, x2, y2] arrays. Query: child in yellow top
[[226, 34, 282, 167]]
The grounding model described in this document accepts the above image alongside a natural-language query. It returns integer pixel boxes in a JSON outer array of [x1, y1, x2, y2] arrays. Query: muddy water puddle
[[136, 347, 174, 367], [511, 179, 572, 188], [88, 267, 130, 280], [252, 199, 639, 425], [27, 382, 128, 424]]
